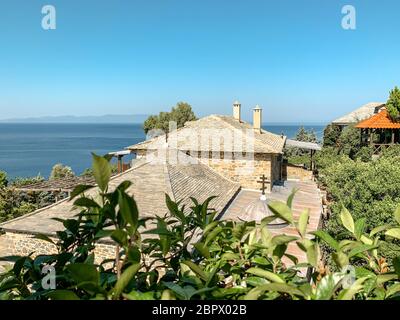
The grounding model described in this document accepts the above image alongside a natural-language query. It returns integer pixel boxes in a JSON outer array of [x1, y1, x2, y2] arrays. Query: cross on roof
[[257, 174, 270, 195]]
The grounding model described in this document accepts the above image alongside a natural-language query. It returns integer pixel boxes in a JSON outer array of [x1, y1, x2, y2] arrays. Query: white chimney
[[253, 105, 262, 133], [233, 100, 241, 121]]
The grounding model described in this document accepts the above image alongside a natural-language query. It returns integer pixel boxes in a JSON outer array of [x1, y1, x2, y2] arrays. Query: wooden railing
[[372, 143, 394, 155]]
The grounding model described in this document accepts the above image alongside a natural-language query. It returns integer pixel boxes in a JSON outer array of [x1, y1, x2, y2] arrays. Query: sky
[[0, 0, 400, 123]]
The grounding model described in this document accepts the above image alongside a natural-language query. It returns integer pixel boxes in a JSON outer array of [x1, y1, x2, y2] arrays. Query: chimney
[[253, 104, 262, 133], [233, 100, 241, 121]]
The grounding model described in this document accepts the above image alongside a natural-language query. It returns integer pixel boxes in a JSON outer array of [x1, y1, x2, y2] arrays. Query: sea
[[0, 123, 326, 179]]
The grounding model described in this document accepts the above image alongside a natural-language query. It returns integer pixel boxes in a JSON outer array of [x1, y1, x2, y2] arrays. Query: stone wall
[[193, 152, 276, 191], [0, 231, 116, 264], [135, 149, 282, 192]]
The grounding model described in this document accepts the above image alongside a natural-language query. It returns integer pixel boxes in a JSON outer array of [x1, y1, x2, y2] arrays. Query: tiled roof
[[332, 102, 385, 125], [355, 108, 400, 129], [127, 115, 286, 154], [0, 151, 240, 236]]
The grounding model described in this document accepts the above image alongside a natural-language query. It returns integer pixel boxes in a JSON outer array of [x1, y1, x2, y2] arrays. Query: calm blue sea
[[0, 123, 325, 179]]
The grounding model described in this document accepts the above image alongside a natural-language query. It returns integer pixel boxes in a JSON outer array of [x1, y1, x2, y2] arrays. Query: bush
[[323, 124, 341, 147], [49, 164, 75, 180], [354, 146, 374, 162], [336, 125, 361, 158], [0, 171, 7, 188], [1, 154, 400, 300], [11, 174, 44, 187], [321, 157, 400, 261]]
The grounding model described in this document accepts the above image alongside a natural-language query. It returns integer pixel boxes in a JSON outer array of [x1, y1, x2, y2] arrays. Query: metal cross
[[257, 174, 270, 195]]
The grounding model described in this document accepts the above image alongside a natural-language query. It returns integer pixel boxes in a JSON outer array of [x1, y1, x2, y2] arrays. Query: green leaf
[[193, 242, 210, 258], [244, 283, 304, 300], [202, 221, 220, 235], [332, 252, 349, 269], [272, 235, 298, 245], [386, 283, 400, 298], [160, 289, 176, 300], [205, 226, 223, 245], [315, 274, 342, 300], [297, 209, 309, 237], [69, 184, 94, 200], [92, 153, 111, 192], [338, 277, 369, 300], [110, 229, 128, 246], [73, 197, 100, 208], [306, 244, 318, 268], [394, 206, 400, 225], [113, 263, 141, 300], [340, 206, 355, 234], [354, 218, 366, 240], [385, 228, 400, 240], [370, 224, 392, 237], [34, 234, 55, 245], [66, 264, 99, 286], [118, 190, 138, 232], [181, 260, 208, 282], [312, 230, 339, 250], [376, 273, 398, 285], [45, 290, 80, 300], [246, 267, 285, 283], [165, 194, 185, 223], [123, 291, 155, 300], [268, 201, 293, 224], [348, 244, 377, 258], [286, 188, 297, 208], [393, 257, 400, 277]]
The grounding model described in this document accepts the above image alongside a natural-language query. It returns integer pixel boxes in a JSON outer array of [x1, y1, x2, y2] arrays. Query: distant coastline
[[0, 114, 150, 124]]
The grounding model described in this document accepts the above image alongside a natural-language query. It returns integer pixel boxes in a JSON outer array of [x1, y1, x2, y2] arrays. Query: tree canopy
[[386, 86, 400, 121], [143, 102, 197, 135], [49, 164, 75, 181]]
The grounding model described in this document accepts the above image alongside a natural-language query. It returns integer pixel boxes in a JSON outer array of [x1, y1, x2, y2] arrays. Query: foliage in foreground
[[1, 155, 400, 300]]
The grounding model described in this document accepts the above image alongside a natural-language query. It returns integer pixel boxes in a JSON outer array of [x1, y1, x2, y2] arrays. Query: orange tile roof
[[355, 108, 400, 129]]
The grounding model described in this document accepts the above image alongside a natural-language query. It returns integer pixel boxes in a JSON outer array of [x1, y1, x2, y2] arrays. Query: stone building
[[0, 103, 324, 266], [127, 102, 286, 192]]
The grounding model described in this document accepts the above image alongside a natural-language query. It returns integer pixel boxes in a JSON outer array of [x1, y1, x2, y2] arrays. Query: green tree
[[386, 86, 400, 121], [295, 126, 318, 143], [49, 164, 75, 180], [170, 102, 197, 128], [143, 102, 197, 135], [0, 171, 7, 188], [323, 124, 341, 147], [336, 125, 361, 158]]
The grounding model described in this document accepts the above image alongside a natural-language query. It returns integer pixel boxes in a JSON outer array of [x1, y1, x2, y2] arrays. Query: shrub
[[0, 171, 7, 188], [336, 125, 361, 158], [1, 154, 400, 300], [49, 164, 75, 180], [321, 157, 400, 261], [323, 124, 341, 147]]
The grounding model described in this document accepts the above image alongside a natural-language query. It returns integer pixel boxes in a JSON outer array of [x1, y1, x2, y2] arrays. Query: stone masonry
[[0, 231, 116, 264]]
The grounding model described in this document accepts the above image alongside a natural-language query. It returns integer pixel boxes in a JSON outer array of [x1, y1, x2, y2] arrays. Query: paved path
[[223, 179, 323, 265]]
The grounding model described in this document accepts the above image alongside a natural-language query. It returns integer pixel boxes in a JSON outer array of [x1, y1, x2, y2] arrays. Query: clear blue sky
[[0, 0, 399, 123]]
